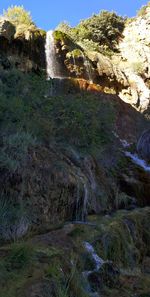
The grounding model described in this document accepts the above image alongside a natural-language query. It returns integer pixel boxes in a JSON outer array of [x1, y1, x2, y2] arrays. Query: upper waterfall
[[45, 30, 60, 79]]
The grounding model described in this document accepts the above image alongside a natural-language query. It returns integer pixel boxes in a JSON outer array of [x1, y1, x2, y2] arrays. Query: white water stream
[[83, 242, 104, 297], [113, 131, 150, 172], [45, 30, 60, 79], [84, 242, 104, 271], [125, 151, 150, 172]]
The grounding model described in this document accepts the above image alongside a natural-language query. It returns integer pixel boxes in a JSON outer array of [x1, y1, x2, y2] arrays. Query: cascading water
[[125, 151, 150, 172], [83, 242, 104, 297], [113, 131, 150, 172], [75, 175, 89, 222], [84, 242, 104, 271], [45, 30, 60, 79]]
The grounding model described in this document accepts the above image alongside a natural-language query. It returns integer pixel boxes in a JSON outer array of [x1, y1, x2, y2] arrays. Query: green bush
[[0, 68, 115, 155], [56, 10, 125, 52], [3, 5, 34, 26], [75, 10, 125, 50], [0, 132, 36, 172]]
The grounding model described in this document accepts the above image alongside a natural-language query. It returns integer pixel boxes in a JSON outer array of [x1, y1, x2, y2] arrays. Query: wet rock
[[137, 129, 150, 162], [88, 261, 120, 290]]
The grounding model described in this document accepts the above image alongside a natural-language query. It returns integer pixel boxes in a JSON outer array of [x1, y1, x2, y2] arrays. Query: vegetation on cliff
[[57, 10, 125, 52], [137, 1, 150, 17], [3, 5, 34, 26], [0, 3, 150, 297]]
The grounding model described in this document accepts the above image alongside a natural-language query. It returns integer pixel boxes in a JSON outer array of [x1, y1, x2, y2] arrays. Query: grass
[[0, 241, 63, 297], [0, 68, 115, 155]]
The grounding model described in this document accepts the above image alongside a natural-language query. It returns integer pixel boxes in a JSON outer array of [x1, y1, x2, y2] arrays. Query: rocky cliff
[[0, 18, 46, 72], [0, 7, 150, 297], [1, 9, 150, 112]]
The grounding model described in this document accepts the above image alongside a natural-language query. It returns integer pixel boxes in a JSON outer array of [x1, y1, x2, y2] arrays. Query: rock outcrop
[[1, 12, 150, 112], [0, 18, 46, 72], [51, 9, 150, 113], [118, 10, 150, 112], [0, 8, 150, 297]]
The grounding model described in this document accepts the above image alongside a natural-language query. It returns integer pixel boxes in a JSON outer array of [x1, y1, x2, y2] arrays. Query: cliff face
[[0, 13, 150, 238], [50, 10, 150, 113], [1, 11, 150, 112], [0, 10, 150, 297], [118, 9, 150, 112], [0, 19, 46, 72]]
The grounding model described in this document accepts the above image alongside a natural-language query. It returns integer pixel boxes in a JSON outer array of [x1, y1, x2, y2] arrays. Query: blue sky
[[0, 0, 148, 30]]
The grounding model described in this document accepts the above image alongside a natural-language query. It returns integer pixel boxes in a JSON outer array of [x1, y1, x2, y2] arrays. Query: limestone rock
[[118, 12, 150, 111], [0, 18, 15, 40]]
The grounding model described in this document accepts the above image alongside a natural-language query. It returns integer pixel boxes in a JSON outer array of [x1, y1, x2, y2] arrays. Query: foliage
[[137, 2, 150, 17], [6, 243, 33, 270], [56, 21, 72, 35], [78, 39, 100, 52], [0, 69, 115, 155], [3, 5, 34, 26], [94, 208, 150, 268], [0, 132, 36, 172], [45, 256, 89, 297], [57, 10, 125, 52], [77, 11, 125, 49]]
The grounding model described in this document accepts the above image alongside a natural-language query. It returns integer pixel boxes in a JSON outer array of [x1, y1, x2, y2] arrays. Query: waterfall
[[82, 183, 89, 221], [125, 151, 150, 172], [45, 30, 60, 79], [75, 176, 89, 222], [84, 242, 104, 271], [83, 242, 104, 297]]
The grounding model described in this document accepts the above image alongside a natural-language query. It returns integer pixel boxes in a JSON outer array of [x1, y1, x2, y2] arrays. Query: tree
[[3, 5, 34, 26], [75, 10, 125, 50]]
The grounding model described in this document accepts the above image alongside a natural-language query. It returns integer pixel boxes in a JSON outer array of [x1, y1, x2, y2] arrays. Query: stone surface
[[0, 18, 15, 40], [0, 19, 46, 72], [118, 12, 150, 112], [137, 129, 150, 162]]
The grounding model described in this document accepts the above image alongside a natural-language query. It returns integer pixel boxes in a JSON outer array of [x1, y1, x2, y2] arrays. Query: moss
[[53, 30, 82, 52], [71, 48, 83, 58], [0, 241, 64, 297], [54, 30, 71, 43]]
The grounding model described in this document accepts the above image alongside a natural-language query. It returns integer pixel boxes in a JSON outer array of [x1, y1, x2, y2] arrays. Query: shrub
[[75, 10, 125, 50], [137, 2, 150, 17], [3, 5, 34, 26], [56, 21, 72, 35], [0, 132, 36, 172]]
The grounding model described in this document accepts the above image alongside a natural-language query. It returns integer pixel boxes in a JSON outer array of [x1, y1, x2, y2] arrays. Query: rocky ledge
[[0, 18, 46, 72]]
